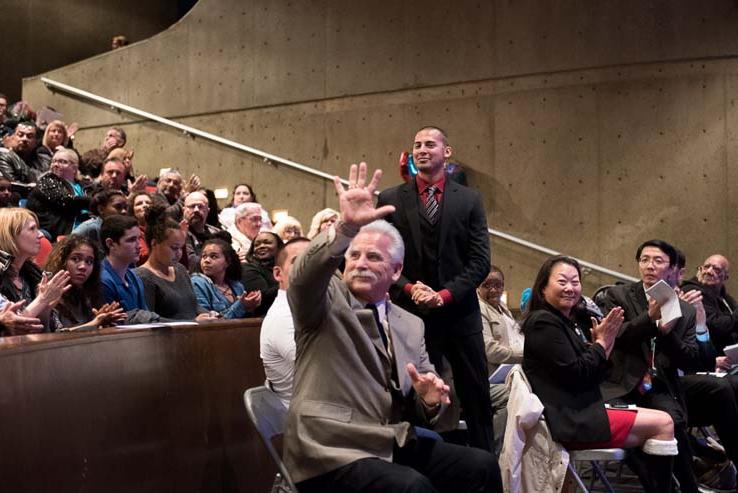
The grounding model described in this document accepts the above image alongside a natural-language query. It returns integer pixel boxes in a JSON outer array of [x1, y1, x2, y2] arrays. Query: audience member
[[38, 120, 70, 161], [182, 191, 222, 271], [259, 237, 309, 407], [128, 191, 152, 264], [27, 148, 90, 239], [598, 239, 700, 492], [477, 266, 523, 453], [228, 202, 263, 259], [100, 214, 159, 323], [523, 255, 677, 492], [306, 207, 338, 239], [377, 127, 494, 452], [80, 127, 126, 177], [0, 208, 70, 334], [94, 157, 128, 192], [135, 205, 218, 321], [272, 216, 303, 242], [218, 183, 271, 230], [44, 235, 126, 329], [285, 162, 501, 493], [0, 121, 46, 184], [241, 231, 282, 316], [111, 35, 128, 49], [682, 254, 738, 354], [73, 189, 128, 244], [191, 238, 260, 318], [0, 176, 13, 207], [0, 94, 7, 124]]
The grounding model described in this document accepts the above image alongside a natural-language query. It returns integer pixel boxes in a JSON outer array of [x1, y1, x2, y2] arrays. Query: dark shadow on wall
[[1, 0, 196, 103]]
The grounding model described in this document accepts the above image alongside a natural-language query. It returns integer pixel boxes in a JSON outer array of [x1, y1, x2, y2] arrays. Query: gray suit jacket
[[284, 226, 440, 483]]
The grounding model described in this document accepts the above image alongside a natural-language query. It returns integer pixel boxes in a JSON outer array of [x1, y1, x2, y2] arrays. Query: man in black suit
[[598, 239, 700, 493], [377, 126, 494, 452]]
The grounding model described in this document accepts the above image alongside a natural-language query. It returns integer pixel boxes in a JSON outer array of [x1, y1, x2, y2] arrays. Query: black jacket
[[27, 172, 90, 239], [522, 303, 611, 444], [682, 277, 738, 353], [597, 281, 699, 401]]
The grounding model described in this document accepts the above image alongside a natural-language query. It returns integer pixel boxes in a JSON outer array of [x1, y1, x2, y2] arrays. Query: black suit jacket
[[377, 179, 490, 336], [522, 304, 611, 444], [597, 281, 699, 401]]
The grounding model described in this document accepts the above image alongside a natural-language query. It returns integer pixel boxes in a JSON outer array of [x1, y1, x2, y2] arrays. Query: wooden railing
[[0, 319, 274, 493]]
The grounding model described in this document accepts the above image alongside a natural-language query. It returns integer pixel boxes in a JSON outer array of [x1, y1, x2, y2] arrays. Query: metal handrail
[[40, 76, 638, 282]]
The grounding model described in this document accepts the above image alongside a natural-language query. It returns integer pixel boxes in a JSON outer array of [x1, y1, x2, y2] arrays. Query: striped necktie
[[424, 185, 439, 224]]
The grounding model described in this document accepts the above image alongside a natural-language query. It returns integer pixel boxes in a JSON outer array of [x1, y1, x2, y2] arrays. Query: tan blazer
[[479, 296, 524, 373], [284, 227, 440, 484]]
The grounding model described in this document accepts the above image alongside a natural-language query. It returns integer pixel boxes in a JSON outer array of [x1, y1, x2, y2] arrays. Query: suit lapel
[[400, 181, 423, 260], [438, 180, 458, 253], [387, 306, 412, 395]]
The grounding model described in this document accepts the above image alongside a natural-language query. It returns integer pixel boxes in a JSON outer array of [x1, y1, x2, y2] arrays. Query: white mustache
[[345, 269, 378, 282]]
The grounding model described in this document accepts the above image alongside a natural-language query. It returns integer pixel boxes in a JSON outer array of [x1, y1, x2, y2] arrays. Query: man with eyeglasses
[[182, 191, 222, 271], [597, 239, 701, 493], [681, 255, 738, 357]]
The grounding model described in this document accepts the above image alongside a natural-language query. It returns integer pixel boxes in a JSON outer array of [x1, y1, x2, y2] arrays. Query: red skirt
[[562, 408, 637, 450]]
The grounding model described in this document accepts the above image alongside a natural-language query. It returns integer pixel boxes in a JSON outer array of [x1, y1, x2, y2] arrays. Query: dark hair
[[416, 125, 449, 144], [276, 237, 310, 267], [524, 255, 582, 320], [100, 214, 139, 254], [230, 183, 258, 205], [127, 191, 152, 224], [204, 189, 220, 227], [0, 93, 6, 102], [110, 126, 127, 145], [674, 248, 686, 270], [89, 189, 126, 217], [246, 231, 284, 265], [195, 238, 241, 283], [45, 234, 103, 308], [635, 239, 677, 267], [144, 204, 181, 248]]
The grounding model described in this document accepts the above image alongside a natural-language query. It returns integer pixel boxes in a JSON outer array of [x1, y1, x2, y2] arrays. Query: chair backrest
[[243, 386, 298, 493]]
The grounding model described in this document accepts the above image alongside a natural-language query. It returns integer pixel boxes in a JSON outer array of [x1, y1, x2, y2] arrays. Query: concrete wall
[[1, 0, 185, 102], [22, 0, 738, 299]]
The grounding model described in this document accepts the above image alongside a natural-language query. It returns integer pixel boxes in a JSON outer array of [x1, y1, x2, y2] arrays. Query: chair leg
[[567, 462, 591, 493], [590, 461, 617, 493]]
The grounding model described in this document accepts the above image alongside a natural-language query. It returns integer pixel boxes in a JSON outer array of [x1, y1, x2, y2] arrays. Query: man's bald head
[[697, 254, 730, 288]]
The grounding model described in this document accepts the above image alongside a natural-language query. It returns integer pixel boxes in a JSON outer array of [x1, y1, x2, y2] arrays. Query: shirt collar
[[415, 173, 446, 193]]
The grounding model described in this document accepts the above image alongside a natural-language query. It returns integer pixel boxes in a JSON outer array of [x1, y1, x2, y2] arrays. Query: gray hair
[[234, 202, 263, 220], [352, 219, 405, 264]]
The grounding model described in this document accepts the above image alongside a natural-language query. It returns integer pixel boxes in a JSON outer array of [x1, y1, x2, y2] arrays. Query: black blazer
[[377, 179, 490, 335], [522, 304, 611, 444], [597, 281, 699, 401]]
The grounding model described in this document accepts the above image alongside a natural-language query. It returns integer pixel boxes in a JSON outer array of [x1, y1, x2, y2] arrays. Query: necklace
[[216, 283, 235, 301]]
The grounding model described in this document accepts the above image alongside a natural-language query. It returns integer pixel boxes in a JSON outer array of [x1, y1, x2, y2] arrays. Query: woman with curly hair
[[45, 235, 126, 330]]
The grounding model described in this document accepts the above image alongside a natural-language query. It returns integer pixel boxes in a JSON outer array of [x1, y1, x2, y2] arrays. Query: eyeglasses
[[700, 263, 726, 276], [52, 158, 77, 166], [638, 256, 668, 267]]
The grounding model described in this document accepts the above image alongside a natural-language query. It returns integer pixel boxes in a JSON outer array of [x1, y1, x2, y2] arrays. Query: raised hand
[[0, 300, 43, 335], [129, 174, 148, 193], [679, 289, 706, 326], [590, 306, 624, 357], [333, 162, 395, 229], [37, 271, 71, 308], [406, 362, 451, 407], [184, 174, 202, 194]]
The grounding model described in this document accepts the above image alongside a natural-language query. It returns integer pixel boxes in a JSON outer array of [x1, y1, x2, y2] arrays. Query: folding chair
[[243, 386, 298, 493], [567, 448, 626, 493]]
